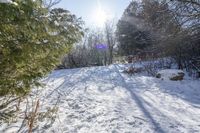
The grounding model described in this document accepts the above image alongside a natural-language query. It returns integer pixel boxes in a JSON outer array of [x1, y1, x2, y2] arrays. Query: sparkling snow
[[1, 65, 200, 133]]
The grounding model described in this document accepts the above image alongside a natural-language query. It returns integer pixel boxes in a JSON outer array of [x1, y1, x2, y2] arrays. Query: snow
[[43, 40, 48, 43], [0, 0, 17, 5], [157, 69, 184, 80], [0, 0, 12, 3], [54, 20, 60, 26], [0, 65, 200, 133]]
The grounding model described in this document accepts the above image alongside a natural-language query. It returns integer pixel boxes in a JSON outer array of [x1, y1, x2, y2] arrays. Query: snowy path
[[1, 65, 200, 133], [114, 65, 200, 133]]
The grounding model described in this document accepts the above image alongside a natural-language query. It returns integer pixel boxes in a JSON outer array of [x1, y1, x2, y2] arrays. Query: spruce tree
[[0, 0, 83, 96]]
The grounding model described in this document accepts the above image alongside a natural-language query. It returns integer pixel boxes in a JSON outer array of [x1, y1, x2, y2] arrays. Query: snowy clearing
[[1, 65, 200, 133]]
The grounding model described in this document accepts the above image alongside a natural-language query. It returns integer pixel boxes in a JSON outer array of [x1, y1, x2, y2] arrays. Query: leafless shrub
[[144, 62, 157, 76], [143, 58, 174, 76], [26, 99, 40, 133], [0, 96, 22, 125], [123, 66, 143, 75]]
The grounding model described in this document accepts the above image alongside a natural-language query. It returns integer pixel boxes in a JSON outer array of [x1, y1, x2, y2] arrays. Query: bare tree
[[105, 20, 116, 65], [43, 0, 61, 8]]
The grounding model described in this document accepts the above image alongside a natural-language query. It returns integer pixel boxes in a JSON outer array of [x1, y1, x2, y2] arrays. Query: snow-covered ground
[[1, 64, 200, 133]]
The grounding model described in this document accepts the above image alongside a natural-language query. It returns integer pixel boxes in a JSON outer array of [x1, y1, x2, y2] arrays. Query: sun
[[91, 0, 109, 27], [93, 8, 107, 27]]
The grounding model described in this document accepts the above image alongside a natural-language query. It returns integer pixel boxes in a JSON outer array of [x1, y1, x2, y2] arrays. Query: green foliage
[[0, 0, 83, 96], [116, 0, 180, 56], [116, 20, 152, 56]]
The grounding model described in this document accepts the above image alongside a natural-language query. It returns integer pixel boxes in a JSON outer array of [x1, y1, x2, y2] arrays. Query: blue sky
[[54, 0, 131, 27]]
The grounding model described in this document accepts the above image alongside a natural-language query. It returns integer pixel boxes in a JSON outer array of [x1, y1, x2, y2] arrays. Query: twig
[[28, 99, 40, 133]]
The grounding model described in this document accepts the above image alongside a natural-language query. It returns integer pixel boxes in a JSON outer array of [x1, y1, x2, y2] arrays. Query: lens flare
[[91, 0, 108, 27]]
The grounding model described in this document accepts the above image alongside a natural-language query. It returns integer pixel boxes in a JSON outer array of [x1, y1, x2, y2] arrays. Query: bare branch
[[43, 0, 61, 8]]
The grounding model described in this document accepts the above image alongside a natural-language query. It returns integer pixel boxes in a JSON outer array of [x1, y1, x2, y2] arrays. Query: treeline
[[60, 21, 116, 68], [61, 0, 200, 75], [116, 0, 200, 71], [0, 0, 83, 96]]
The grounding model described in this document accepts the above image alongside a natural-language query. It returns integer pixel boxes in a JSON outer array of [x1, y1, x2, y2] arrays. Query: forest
[[0, 0, 200, 132]]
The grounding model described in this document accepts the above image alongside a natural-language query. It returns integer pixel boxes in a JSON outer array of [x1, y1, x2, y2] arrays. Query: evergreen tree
[[0, 0, 83, 96], [116, 20, 152, 56]]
